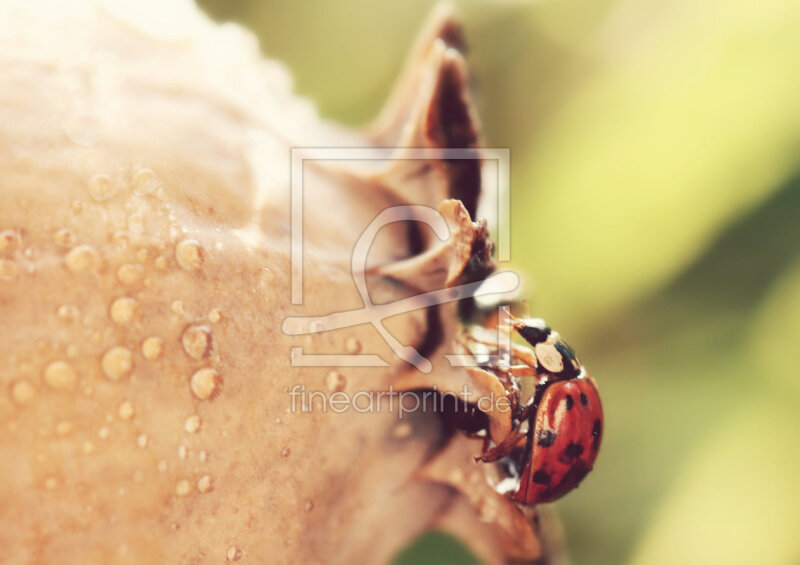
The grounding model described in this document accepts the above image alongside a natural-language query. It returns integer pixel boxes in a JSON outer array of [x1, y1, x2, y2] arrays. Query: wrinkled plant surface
[[0, 2, 556, 564]]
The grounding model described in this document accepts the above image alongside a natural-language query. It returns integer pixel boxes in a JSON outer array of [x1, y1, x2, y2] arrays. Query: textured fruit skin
[[515, 374, 603, 504]]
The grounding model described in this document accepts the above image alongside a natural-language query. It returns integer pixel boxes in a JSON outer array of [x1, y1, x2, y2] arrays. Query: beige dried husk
[[0, 2, 551, 564]]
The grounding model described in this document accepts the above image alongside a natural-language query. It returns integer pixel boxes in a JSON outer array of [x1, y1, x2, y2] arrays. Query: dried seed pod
[[0, 2, 542, 564]]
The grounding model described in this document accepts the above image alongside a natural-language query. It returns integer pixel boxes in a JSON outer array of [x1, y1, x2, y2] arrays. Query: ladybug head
[[510, 317, 552, 347]]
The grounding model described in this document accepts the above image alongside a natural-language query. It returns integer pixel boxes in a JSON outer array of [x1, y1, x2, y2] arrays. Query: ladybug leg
[[477, 370, 542, 464], [481, 432, 492, 454], [477, 396, 538, 463], [511, 343, 537, 369], [507, 364, 537, 378], [478, 382, 546, 463], [477, 428, 526, 463]]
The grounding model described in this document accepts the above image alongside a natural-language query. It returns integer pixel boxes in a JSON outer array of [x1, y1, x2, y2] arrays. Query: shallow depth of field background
[[199, 1, 800, 564]]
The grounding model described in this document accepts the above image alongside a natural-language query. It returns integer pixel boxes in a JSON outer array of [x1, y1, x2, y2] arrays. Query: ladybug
[[477, 315, 603, 505]]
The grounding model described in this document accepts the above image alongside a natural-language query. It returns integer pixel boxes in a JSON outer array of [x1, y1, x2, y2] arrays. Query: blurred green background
[[199, 1, 800, 563]]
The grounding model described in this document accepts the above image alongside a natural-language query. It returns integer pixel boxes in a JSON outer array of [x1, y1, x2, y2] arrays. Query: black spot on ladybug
[[532, 470, 551, 485], [592, 419, 602, 450], [518, 324, 551, 346], [537, 428, 557, 447], [560, 462, 591, 490], [564, 442, 584, 459], [580, 392, 588, 406], [564, 394, 574, 411]]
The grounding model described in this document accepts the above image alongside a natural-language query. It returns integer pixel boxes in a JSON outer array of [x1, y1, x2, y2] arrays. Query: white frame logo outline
[[286, 147, 512, 372]]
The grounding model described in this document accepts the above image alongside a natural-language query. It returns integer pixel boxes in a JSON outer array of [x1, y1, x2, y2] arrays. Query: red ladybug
[[479, 316, 603, 505]]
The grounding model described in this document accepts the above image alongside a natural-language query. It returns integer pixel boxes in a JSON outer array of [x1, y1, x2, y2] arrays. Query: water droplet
[[392, 422, 412, 439], [0, 229, 21, 252], [110, 297, 138, 325], [226, 546, 243, 562], [345, 337, 361, 354], [71, 200, 85, 214], [175, 479, 191, 497], [190, 368, 221, 400], [117, 263, 143, 285], [141, 337, 164, 360], [157, 459, 167, 472], [98, 426, 111, 439], [154, 256, 167, 270], [53, 228, 76, 248], [127, 213, 144, 234], [260, 267, 274, 285], [44, 476, 59, 490], [112, 231, 129, 248], [184, 415, 202, 434], [57, 305, 79, 323], [118, 400, 135, 421], [55, 420, 74, 436], [198, 450, 208, 462], [171, 300, 185, 315], [132, 168, 160, 196], [87, 173, 117, 202], [135, 248, 149, 263], [137, 434, 149, 448], [83, 441, 96, 454], [182, 325, 212, 359], [102, 346, 134, 381], [65, 245, 99, 274], [175, 239, 203, 271], [177, 445, 188, 460], [43, 360, 78, 391], [11, 380, 36, 406], [196, 475, 213, 493], [0, 259, 18, 281], [208, 309, 222, 324], [325, 371, 347, 393], [304, 500, 314, 512], [280, 448, 290, 458]]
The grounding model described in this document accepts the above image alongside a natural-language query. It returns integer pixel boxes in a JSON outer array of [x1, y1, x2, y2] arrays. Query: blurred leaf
[[559, 177, 800, 565], [627, 395, 800, 565], [638, 174, 800, 332], [514, 0, 800, 327], [391, 531, 483, 565], [750, 256, 800, 397]]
